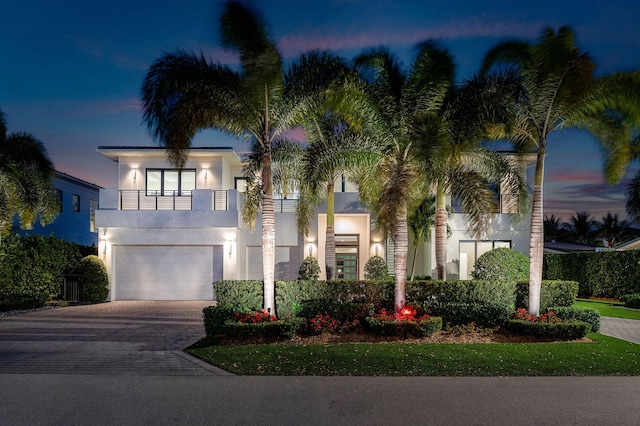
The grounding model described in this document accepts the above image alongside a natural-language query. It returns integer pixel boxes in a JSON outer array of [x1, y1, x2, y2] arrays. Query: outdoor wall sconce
[[373, 242, 381, 257], [307, 243, 313, 257], [203, 168, 208, 183], [132, 168, 137, 183], [228, 239, 234, 255]]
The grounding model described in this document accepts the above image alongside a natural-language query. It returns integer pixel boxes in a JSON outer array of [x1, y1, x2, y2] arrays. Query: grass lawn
[[187, 334, 639, 376], [573, 298, 640, 320]]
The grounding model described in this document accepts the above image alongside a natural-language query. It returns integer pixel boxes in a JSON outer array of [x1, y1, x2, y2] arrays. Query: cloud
[[275, 17, 542, 58], [547, 168, 606, 184]]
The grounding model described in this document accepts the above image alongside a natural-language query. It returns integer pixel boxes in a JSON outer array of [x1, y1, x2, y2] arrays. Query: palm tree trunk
[[394, 207, 408, 313], [261, 92, 276, 316], [528, 145, 546, 316], [410, 242, 418, 281], [435, 185, 448, 281], [325, 181, 336, 280], [262, 145, 276, 316]]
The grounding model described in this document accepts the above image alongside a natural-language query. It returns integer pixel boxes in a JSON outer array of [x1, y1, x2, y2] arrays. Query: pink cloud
[[547, 169, 605, 183], [276, 18, 542, 58]]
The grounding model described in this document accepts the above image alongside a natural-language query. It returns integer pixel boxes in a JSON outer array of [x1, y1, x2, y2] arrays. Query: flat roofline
[[96, 146, 241, 162]]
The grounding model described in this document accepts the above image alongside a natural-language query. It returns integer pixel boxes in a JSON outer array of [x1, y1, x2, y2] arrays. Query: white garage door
[[114, 246, 221, 300]]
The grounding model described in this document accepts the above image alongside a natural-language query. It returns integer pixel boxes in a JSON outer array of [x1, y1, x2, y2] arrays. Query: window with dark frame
[[145, 168, 196, 196], [72, 194, 80, 212]]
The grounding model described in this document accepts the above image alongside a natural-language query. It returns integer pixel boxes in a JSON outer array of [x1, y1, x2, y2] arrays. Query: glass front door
[[336, 248, 358, 280]]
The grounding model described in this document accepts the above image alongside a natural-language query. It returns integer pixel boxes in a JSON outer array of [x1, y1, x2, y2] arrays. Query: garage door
[[114, 246, 222, 300]]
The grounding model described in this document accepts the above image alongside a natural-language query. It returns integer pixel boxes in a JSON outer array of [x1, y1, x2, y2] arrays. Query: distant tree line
[[543, 212, 635, 247]]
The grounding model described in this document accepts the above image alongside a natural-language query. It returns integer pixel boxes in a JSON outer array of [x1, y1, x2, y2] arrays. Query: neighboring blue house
[[16, 171, 102, 247]]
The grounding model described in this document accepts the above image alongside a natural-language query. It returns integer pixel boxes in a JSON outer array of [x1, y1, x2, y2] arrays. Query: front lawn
[[187, 334, 639, 376], [573, 298, 640, 320]]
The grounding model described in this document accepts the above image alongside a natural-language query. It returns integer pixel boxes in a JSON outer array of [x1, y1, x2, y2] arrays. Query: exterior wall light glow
[[132, 168, 137, 183]]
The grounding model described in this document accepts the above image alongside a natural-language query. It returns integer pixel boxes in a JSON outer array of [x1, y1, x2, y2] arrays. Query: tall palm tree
[[0, 109, 59, 237], [141, 1, 350, 315], [294, 114, 377, 280], [480, 26, 640, 315], [352, 47, 429, 313], [407, 42, 527, 281]]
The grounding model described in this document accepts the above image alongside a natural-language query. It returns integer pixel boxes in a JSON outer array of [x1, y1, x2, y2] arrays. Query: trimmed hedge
[[363, 316, 443, 338], [406, 280, 516, 306], [551, 306, 601, 333], [621, 294, 640, 309], [425, 302, 513, 328], [505, 319, 591, 340], [214, 280, 517, 318], [203, 306, 237, 337], [297, 300, 374, 322], [0, 289, 49, 311], [544, 251, 640, 298], [222, 318, 304, 340], [515, 280, 578, 310]]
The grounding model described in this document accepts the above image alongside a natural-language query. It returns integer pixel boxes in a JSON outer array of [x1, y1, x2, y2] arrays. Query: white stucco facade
[[95, 146, 533, 301]]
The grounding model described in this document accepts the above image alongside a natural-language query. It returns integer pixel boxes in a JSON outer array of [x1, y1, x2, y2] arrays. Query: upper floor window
[[146, 169, 195, 196], [72, 194, 80, 212]]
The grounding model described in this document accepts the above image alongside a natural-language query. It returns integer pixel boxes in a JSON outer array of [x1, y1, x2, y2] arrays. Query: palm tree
[[0, 109, 59, 237], [480, 26, 640, 315], [597, 212, 629, 248], [566, 211, 598, 244], [543, 214, 568, 242], [294, 114, 378, 280], [407, 43, 527, 281], [141, 1, 350, 315]]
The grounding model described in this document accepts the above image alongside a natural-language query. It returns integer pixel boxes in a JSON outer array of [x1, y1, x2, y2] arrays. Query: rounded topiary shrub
[[364, 256, 388, 280], [298, 256, 321, 280], [472, 248, 529, 281], [78, 255, 109, 303]]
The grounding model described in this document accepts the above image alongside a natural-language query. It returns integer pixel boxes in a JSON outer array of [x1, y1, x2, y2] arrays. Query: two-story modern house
[[95, 146, 534, 301], [16, 171, 101, 247]]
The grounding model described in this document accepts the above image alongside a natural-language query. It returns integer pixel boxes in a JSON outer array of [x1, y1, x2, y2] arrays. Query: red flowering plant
[[365, 306, 442, 338], [233, 309, 277, 324], [303, 314, 362, 335], [513, 308, 562, 324]]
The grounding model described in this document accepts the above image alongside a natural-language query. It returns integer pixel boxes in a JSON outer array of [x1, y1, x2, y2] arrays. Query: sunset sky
[[1, 0, 639, 220]]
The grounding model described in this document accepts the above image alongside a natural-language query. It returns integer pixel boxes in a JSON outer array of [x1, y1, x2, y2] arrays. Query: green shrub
[[551, 306, 601, 333], [472, 248, 529, 281], [364, 256, 388, 280], [0, 234, 82, 298], [410, 275, 431, 281], [425, 302, 513, 328], [77, 255, 109, 303], [406, 280, 516, 306], [515, 280, 578, 310], [363, 315, 443, 338], [222, 318, 304, 340], [505, 319, 591, 340], [0, 289, 49, 311], [213, 280, 263, 311], [621, 293, 640, 309], [297, 300, 374, 321], [203, 305, 237, 337], [544, 251, 640, 298], [298, 256, 321, 280]]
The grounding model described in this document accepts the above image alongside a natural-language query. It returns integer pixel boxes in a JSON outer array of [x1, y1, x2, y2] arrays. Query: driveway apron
[[0, 301, 227, 376]]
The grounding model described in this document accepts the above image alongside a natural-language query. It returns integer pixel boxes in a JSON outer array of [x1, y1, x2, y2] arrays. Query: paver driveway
[[0, 301, 228, 376]]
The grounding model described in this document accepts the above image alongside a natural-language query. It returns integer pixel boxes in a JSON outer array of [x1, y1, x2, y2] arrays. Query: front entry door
[[336, 249, 358, 280]]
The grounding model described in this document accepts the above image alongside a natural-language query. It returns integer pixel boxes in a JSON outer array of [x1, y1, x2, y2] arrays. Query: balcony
[[118, 190, 229, 211]]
